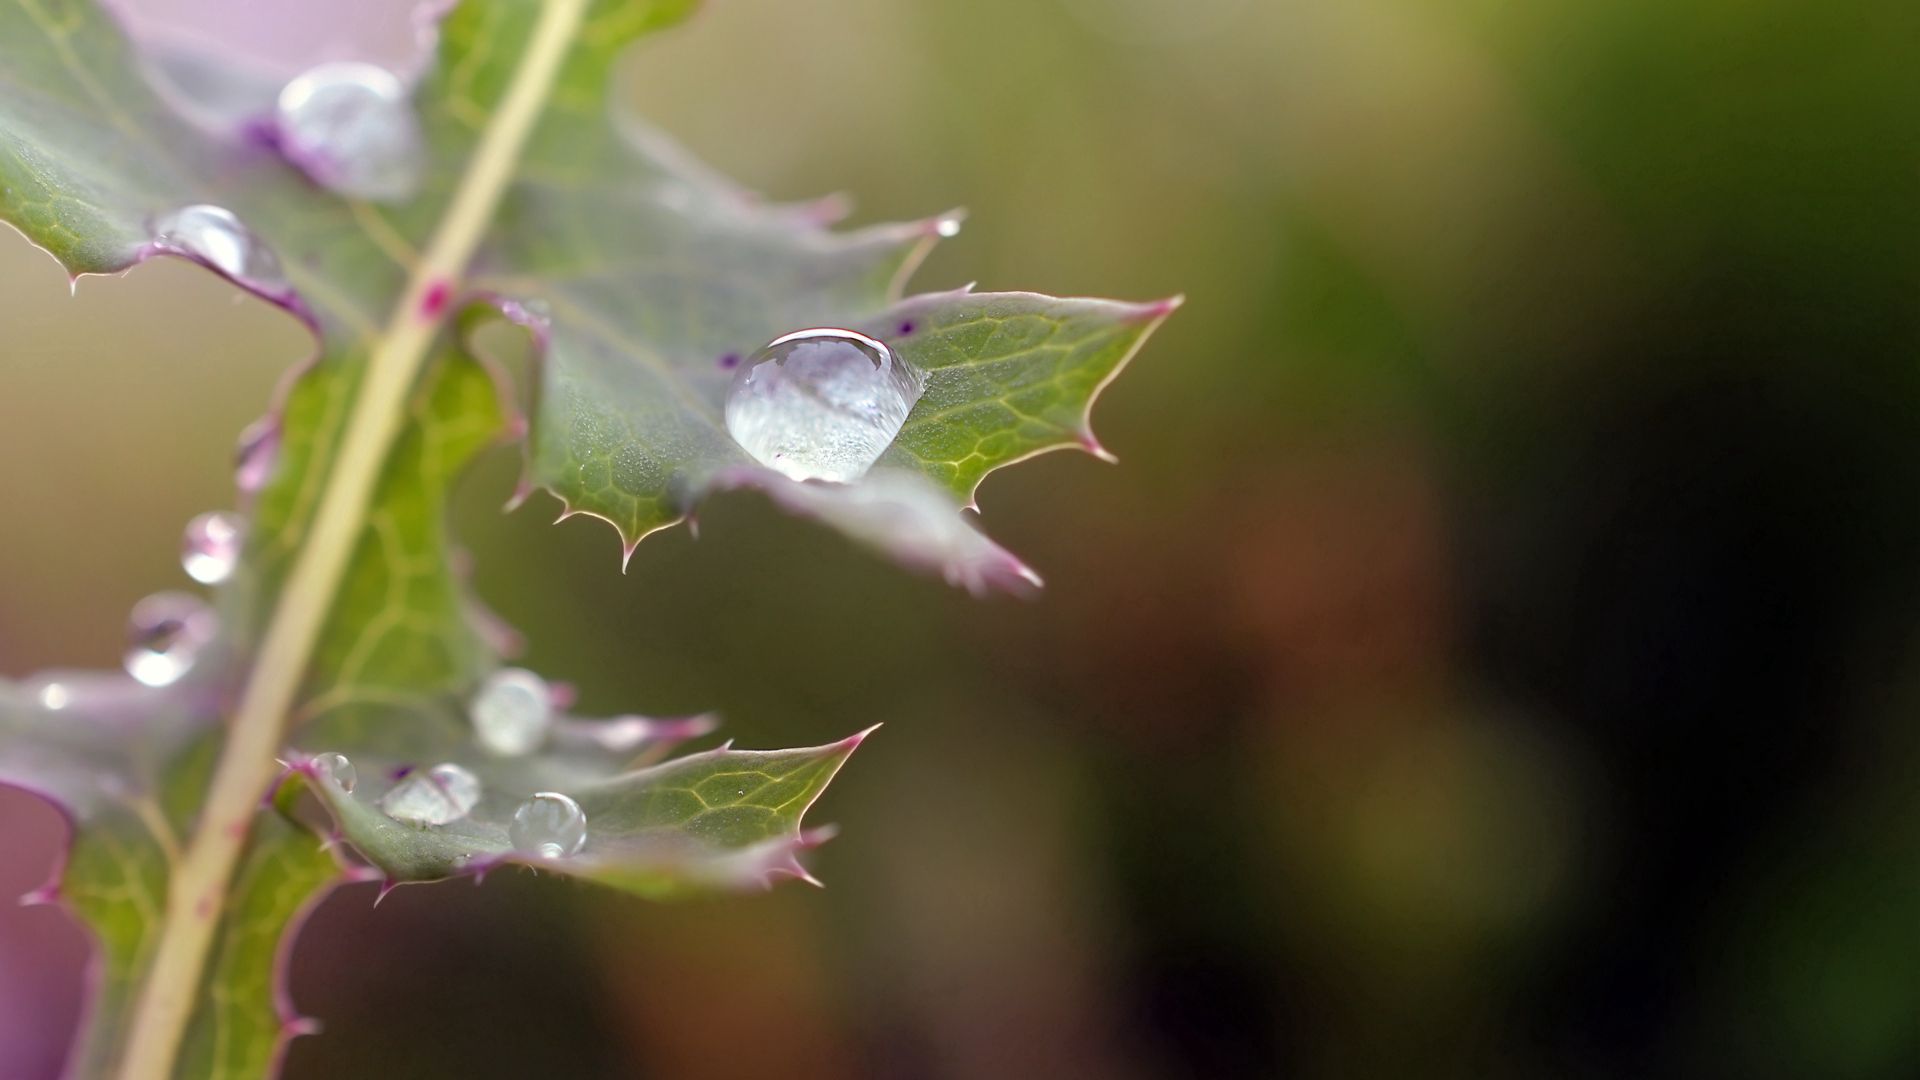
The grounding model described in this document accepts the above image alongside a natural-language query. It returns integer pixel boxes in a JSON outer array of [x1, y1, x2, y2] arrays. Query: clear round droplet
[[275, 61, 423, 202], [315, 752, 356, 794], [151, 204, 286, 292], [181, 510, 244, 585], [379, 762, 481, 826], [724, 328, 925, 483], [470, 668, 553, 756], [509, 792, 587, 859], [122, 592, 217, 688]]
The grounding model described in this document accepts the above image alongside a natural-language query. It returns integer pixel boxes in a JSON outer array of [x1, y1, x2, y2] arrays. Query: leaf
[[0, 0, 1175, 1073], [473, 113, 1180, 582], [289, 703, 866, 898]]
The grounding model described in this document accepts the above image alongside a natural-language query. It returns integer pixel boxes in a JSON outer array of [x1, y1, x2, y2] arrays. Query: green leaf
[[474, 113, 1179, 581], [291, 707, 866, 899], [0, 0, 1175, 1073]]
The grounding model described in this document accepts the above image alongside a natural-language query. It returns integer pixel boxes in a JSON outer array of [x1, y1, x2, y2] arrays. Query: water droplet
[[724, 328, 925, 483], [379, 762, 481, 826], [470, 668, 552, 756], [315, 752, 356, 794], [275, 62, 423, 201], [122, 592, 216, 688], [181, 511, 243, 585], [234, 417, 281, 495], [37, 682, 70, 711], [509, 792, 587, 859], [151, 205, 286, 292]]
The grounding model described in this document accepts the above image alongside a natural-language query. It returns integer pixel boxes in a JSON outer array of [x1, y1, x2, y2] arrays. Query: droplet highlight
[[471, 668, 553, 756], [181, 510, 243, 585], [275, 62, 424, 202], [724, 328, 925, 483], [315, 752, 356, 794], [151, 205, 287, 293], [379, 762, 481, 826], [509, 792, 587, 859], [122, 592, 216, 688]]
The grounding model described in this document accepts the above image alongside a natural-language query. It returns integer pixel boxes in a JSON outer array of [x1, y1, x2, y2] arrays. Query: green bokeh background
[[4, 0, 1920, 1076]]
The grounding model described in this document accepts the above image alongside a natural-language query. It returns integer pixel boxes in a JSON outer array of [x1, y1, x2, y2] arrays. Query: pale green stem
[[113, 2, 591, 1076]]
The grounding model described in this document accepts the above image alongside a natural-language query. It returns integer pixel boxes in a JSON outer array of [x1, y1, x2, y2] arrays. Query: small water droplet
[[275, 62, 424, 201], [181, 511, 243, 585], [471, 668, 552, 756], [315, 752, 356, 794], [723, 328, 925, 483], [509, 792, 587, 859], [234, 417, 280, 495], [38, 683, 70, 711], [151, 205, 286, 292], [122, 592, 216, 688], [934, 214, 963, 238], [379, 762, 481, 826]]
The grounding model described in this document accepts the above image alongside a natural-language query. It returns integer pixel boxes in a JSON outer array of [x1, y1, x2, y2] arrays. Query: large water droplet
[[724, 328, 924, 483], [509, 792, 587, 859], [470, 667, 552, 756], [379, 763, 481, 826], [315, 752, 356, 794], [181, 510, 243, 585], [151, 205, 286, 293], [122, 592, 216, 688], [275, 62, 423, 202]]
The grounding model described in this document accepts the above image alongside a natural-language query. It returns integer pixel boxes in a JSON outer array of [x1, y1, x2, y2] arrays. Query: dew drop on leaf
[[122, 592, 216, 688], [274, 61, 424, 202], [150, 204, 287, 293], [379, 762, 481, 826], [180, 510, 243, 585], [315, 752, 356, 794], [470, 667, 552, 756], [723, 328, 925, 483], [509, 792, 587, 859]]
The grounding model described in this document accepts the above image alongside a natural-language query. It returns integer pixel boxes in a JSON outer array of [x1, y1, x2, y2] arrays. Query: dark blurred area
[[5, 0, 1920, 1076]]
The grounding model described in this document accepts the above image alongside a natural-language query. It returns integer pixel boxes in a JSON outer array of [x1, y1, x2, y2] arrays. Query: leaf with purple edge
[[0, 0, 1172, 1073], [288, 715, 866, 899], [467, 111, 1178, 590]]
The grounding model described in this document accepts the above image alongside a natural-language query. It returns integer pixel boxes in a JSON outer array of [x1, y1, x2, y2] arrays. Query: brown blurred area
[[6, 0, 1920, 1076]]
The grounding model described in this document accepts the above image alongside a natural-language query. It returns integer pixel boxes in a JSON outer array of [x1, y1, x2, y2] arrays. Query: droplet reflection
[[470, 668, 552, 756], [122, 592, 216, 688], [181, 510, 243, 585], [151, 205, 287, 293], [509, 791, 587, 859], [380, 762, 481, 826], [275, 62, 424, 201], [723, 328, 924, 483]]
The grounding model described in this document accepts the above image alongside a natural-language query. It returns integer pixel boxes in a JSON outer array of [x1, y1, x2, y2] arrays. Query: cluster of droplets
[[273, 61, 423, 202], [723, 328, 925, 483]]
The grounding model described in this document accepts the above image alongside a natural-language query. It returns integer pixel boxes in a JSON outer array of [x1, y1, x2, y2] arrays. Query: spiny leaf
[[290, 711, 866, 899], [472, 111, 1179, 583], [0, 0, 1175, 1073]]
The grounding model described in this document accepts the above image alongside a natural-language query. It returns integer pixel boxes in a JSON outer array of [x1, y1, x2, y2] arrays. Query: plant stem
[[113, 2, 591, 1075]]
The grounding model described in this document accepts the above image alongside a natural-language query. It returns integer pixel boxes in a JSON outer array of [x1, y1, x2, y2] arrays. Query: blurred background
[[5, 0, 1920, 1076]]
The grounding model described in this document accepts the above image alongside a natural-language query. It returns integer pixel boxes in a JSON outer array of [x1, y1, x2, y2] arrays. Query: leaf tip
[[1125, 293, 1186, 324]]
